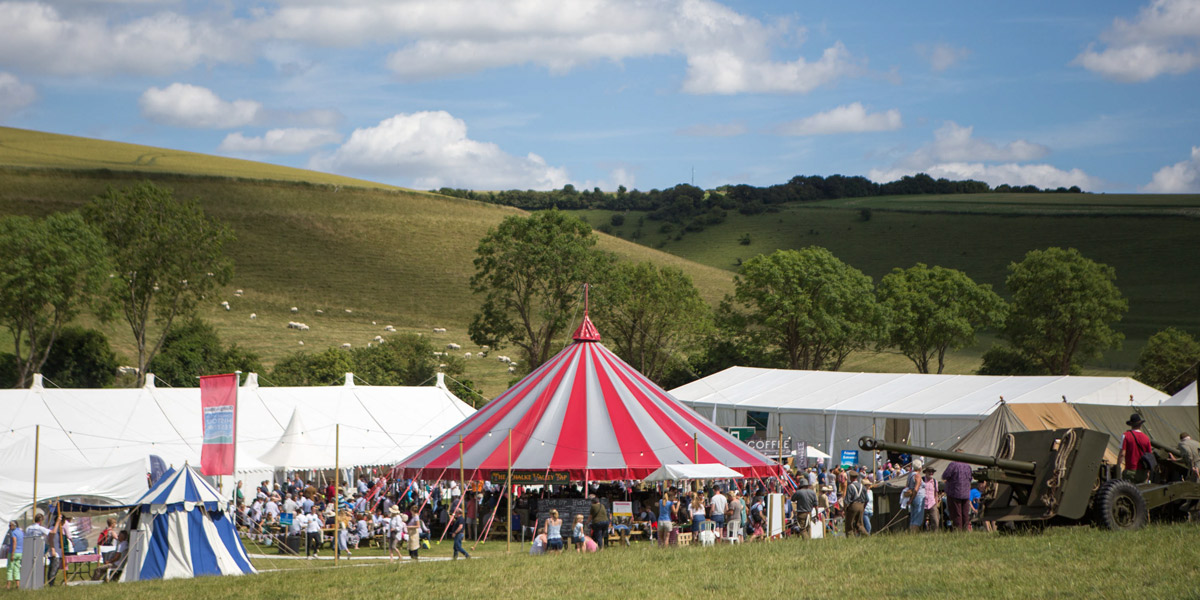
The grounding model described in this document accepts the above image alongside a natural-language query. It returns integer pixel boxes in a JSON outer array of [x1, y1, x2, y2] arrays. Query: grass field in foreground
[[36, 524, 1200, 599]]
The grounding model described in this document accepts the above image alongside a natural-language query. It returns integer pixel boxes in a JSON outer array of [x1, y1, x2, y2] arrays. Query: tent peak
[[572, 314, 601, 342]]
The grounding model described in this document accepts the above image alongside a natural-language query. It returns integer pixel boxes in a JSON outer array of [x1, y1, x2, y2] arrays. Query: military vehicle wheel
[[1094, 479, 1147, 531]]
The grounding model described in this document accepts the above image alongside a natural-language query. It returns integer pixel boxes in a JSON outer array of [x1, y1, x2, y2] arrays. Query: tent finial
[[584, 283, 589, 316]]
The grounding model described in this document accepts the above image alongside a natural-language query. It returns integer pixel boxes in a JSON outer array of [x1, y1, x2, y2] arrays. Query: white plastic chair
[[698, 521, 717, 546]]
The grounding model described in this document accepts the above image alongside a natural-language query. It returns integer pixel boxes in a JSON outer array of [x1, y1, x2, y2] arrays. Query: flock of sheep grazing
[[216, 291, 518, 374]]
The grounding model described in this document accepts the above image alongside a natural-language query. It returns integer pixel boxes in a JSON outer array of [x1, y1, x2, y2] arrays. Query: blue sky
[[1, 0, 1198, 192]]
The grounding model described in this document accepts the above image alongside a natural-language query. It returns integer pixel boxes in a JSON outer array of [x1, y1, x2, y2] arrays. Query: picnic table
[[64, 552, 101, 581]]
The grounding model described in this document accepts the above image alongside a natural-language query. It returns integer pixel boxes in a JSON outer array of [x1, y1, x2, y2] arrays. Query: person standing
[[842, 470, 869, 537], [690, 494, 706, 536], [942, 453, 974, 532], [406, 508, 423, 562], [588, 497, 609, 551], [3, 521, 23, 590], [921, 467, 942, 531], [906, 460, 926, 532], [791, 480, 817, 540], [709, 489, 728, 537], [1118, 413, 1154, 483], [302, 505, 323, 559], [464, 492, 478, 541], [657, 492, 677, 547], [451, 507, 470, 560], [387, 507, 405, 562]]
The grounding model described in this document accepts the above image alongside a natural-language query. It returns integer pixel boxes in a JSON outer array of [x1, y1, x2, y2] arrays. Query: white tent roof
[[0, 372, 475, 514], [643, 463, 744, 481], [1162, 381, 1197, 406], [673, 367, 1168, 418], [257, 409, 336, 470]]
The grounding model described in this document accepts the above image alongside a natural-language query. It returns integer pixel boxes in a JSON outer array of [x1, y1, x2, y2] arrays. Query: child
[[572, 515, 585, 552]]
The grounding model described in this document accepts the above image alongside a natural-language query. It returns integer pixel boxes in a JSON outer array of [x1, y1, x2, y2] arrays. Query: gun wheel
[[1094, 479, 1147, 531]]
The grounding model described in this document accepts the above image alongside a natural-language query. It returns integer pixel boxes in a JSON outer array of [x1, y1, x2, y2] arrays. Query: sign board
[[840, 450, 859, 466], [488, 471, 571, 486], [726, 427, 755, 441], [280, 513, 294, 526], [612, 501, 632, 517], [534, 498, 611, 525], [741, 435, 792, 457]]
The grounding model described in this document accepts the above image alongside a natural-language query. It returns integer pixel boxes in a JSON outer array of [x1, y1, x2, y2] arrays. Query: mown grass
[[0, 131, 734, 397], [582, 196, 1200, 371], [33, 524, 1200, 599]]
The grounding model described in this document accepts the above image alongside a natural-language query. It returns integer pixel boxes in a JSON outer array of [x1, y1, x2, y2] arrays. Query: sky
[[1, 0, 1199, 193]]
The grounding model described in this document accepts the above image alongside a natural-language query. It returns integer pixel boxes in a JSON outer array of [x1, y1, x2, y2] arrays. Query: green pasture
[[34, 524, 1200, 599], [580, 197, 1200, 371]]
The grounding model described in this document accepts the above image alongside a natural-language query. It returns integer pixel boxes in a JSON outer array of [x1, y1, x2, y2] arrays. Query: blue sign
[[840, 450, 859, 466]]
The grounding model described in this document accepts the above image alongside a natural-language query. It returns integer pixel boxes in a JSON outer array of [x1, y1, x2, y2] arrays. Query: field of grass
[[34, 524, 1200, 599], [0, 130, 734, 398], [580, 194, 1200, 372]]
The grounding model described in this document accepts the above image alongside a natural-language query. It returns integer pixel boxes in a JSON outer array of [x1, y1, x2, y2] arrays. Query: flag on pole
[[200, 373, 238, 476]]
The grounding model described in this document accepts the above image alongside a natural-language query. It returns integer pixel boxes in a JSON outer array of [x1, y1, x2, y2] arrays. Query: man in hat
[[843, 470, 869, 537], [387, 506, 405, 562], [1117, 413, 1153, 483], [791, 479, 818, 539]]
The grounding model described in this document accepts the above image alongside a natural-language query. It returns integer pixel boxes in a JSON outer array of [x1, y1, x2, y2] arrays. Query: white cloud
[[870, 121, 1101, 190], [309, 111, 571, 190], [140, 83, 261, 129], [1142, 146, 1200, 192], [0, 1, 245, 76], [677, 121, 747, 137], [258, 0, 859, 94], [916, 43, 969, 72], [218, 128, 343, 155], [0, 72, 36, 118], [778, 103, 901, 136], [1074, 0, 1200, 81]]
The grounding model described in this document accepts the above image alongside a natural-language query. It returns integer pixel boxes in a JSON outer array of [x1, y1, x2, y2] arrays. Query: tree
[[591, 262, 711, 382], [976, 343, 1053, 376], [38, 326, 119, 388], [468, 210, 610, 370], [878, 264, 1006, 374], [146, 318, 262, 387], [83, 182, 234, 386], [1134, 328, 1200, 394], [1003, 247, 1128, 375], [0, 212, 112, 388], [730, 248, 882, 371], [269, 347, 355, 387]]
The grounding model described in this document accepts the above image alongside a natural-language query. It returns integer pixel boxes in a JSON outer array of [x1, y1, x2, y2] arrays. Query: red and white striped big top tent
[[393, 315, 781, 481]]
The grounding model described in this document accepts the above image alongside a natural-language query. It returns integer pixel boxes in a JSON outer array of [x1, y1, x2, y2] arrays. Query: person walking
[[942, 452, 974, 531], [657, 491, 677, 547], [451, 507, 470, 560], [791, 480, 817, 540], [843, 470, 869, 537], [588, 496, 609, 551], [3, 521, 22, 590], [301, 505, 323, 558], [921, 466, 942, 531], [1118, 413, 1154, 483]]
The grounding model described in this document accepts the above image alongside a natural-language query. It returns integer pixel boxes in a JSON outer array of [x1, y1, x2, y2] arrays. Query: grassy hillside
[[0, 130, 734, 397], [577, 192, 1200, 372]]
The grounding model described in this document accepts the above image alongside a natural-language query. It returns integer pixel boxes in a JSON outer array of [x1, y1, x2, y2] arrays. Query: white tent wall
[[0, 372, 475, 513], [673, 367, 1169, 467], [1162, 381, 1197, 406]]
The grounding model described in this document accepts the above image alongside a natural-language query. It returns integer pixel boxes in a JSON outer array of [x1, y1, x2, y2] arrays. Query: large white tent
[[671, 367, 1169, 465], [0, 371, 474, 527], [1162, 381, 1197, 406]]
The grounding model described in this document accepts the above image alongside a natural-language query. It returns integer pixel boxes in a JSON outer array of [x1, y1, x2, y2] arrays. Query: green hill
[[0, 128, 734, 397], [574, 192, 1200, 372]]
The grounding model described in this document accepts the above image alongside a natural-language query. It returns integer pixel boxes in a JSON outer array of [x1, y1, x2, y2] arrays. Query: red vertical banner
[[200, 373, 238, 476]]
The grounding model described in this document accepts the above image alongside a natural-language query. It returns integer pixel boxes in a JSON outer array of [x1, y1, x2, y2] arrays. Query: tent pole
[[32, 424, 39, 519], [506, 428, 512, 554], [334, 423, 340, 566], [872, 421, 878, 476], [459, 435, 465, 511]]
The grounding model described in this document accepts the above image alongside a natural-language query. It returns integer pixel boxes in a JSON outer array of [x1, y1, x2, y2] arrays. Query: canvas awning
[[643, 463, 745, 481]]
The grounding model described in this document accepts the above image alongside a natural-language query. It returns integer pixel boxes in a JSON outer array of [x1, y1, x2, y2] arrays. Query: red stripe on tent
[[549, 345, 590, 471], [596, 348, 718, 464], [636, 373, 771, 468], [476, 345, 581, 470], [589, 345, 660, 472]]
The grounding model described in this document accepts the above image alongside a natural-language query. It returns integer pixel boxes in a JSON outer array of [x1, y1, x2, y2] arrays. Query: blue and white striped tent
[[123, 466, 256, 581]]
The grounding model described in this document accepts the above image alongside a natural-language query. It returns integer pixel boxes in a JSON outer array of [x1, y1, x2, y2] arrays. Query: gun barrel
[[858, 436, 1037, 473]]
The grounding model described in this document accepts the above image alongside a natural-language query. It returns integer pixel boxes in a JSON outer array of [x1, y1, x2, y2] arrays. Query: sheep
[[374, 335, 384, 343], [315, 309, 324, 315], [220, 301, 231, 310], [478, 350, 488, 358], [432, 351, 446, 357], [287, 321, 310, 331], [234, 288, 243, 295], [250, 313, 257, 320], [384, 325, 396, 332], [372, 321, 377, 325], [432, 327, 446, 334], [446, 343, 461, 350], [344, 309, 353, 314], [480, 345, 490, 351], [117, 365, 139, 375], [298, 341, 304, 346], [341, 343, 352, 349], [497, 355, 511, 364], [464, 352, 472, 359], [508, 366, 516, 374], [290, 307, 299, 313]]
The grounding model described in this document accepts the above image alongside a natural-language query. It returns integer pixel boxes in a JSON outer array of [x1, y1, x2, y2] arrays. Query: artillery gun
[[858, 427, 1200, 531]]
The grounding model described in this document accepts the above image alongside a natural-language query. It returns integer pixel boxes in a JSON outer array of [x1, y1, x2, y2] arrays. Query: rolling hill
[[0, 127, 734, 397]]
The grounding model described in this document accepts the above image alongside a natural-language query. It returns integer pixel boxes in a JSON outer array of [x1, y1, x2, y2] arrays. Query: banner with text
[[488, 471, 571, 486], [200, 373, 238, 476]]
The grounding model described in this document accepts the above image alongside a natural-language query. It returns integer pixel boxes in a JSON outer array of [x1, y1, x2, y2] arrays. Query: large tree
[[83, 182, 234, 386], [1003, 247, 1127, 375], [878, 263, 1006, 374], [730, 247, 882, 371], [146, 318, 262, 387], [1134, 328, 1200, 394], [468, 210, 609, 370], [0, 212, 111, 387], [591, 262, 711, 381]]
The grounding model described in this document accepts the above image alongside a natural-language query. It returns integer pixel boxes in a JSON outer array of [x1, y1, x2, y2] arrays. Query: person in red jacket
[[1118, 413, 1153, 483]]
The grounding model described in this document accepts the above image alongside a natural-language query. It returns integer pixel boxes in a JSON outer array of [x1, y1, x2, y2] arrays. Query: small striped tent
[[394, 315, 780, 481], [124, 466, 255, 581]]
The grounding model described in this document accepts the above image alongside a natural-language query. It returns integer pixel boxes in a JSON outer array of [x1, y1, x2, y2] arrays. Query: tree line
[[468, 211, 1196, 396]]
